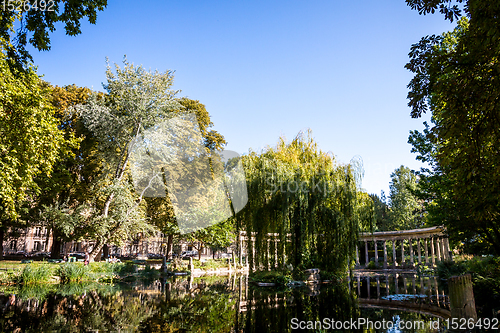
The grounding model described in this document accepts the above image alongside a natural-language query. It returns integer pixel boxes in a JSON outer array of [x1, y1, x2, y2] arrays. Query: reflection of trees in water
[[239, 283, 358, 333], [139, 276, 237, 332], [0, 276, 239, 332], [0, 284, 159, 332]]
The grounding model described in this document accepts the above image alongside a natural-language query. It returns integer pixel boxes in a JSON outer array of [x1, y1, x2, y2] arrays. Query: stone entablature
[[356, 226, 451, 269]]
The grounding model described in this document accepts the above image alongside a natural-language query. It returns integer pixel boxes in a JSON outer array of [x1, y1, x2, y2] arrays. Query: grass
[[193, 259, 231, 270], [19, 263, 56, 284]]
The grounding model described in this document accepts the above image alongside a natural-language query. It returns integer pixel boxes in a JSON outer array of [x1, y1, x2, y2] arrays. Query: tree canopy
[[0, 0, 107, 66], [406, 0, 500, 253]]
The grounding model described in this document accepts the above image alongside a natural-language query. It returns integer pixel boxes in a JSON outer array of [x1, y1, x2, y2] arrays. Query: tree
[[30, 84, 102, 259], [145, 98, 228, 258], [387, 166, 424, 231], [406, 0, 500, 253], [74, 58, 181, 261], [0, 0, 107, 66], [0, 54, 65, 259], [369, 192, 392, 231], [239, 131, 373, 272]]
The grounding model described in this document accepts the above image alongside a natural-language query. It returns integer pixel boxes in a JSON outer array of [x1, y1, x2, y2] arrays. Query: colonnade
[[357, 226, 451, 268]]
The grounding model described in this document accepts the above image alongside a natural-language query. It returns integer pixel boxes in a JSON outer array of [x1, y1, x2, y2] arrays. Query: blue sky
[[29, 0, 455, 196]]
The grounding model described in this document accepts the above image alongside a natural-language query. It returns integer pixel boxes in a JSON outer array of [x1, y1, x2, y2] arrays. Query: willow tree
[[239, 132, 373, 273]]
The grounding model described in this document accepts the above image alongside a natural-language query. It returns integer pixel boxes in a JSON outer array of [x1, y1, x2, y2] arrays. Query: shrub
[[19, 264, 55, 284], [57, 263, 89, 283]]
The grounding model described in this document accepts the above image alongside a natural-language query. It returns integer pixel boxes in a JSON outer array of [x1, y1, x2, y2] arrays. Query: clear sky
[[28, 0, 455, 196]]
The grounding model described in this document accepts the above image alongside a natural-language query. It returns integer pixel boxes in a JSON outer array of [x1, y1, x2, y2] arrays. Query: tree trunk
[[166, 235, 173, 258], [103, 244, 109, 261], [0, 228, 4, 260], [50, 231, 62, 259], [90, 241, 103, 262]]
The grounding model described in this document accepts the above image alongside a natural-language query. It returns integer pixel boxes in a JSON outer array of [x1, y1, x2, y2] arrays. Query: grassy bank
[[0, 261, 153, 285]]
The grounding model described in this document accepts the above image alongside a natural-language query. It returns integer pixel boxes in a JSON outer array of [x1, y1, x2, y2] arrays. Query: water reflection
[[0, 272, 452, 332]]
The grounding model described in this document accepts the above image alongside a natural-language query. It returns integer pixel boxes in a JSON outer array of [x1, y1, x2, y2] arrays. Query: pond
[[0, 272, 454, 332]]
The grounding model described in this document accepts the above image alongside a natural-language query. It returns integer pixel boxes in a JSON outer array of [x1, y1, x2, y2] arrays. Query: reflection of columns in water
[[412, 275, 416, 295], [393, 240, 397, 267], [367, 276, 370, 299], [357, 275, 361, 296], [420, 276, 424, 295], [394, 273, 399, 294], [356, 244, 360, 266], [417, 238, 422, 264], [430, 237, 436, 265], [385, 274, 389, 296], [401, 239, 405, 266], [376, 276, 380, 299], [365, 240, 369, 265], [403, 275, 407, 294], [409, 239, 414, 266], [383, 241, 387, 268], [374, 241, 378, 265], [434, 277, 439, 306]]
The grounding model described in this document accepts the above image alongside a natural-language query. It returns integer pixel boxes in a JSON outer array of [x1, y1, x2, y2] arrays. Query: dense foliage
[[406, 0, 500, 253]]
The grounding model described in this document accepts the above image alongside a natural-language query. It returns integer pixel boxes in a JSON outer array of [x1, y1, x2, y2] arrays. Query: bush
[[366, 260, 377, 269], [436, 256, 500, 317], [19, 264, 55, 284], [57, 263, 89, 283]]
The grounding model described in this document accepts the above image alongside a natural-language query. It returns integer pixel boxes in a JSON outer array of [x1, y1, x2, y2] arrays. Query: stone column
[[441, 237, 447, 260], [417, 238, 422, 264], [239, 235, 243, 265], [357, 275, 361, 296], [374, 240, 378, 266], [444, 237, 452, 261], [275, 239, 278, 268], [401, 239, 405, 266], [430, 237, 435, 265], [365, 240, 369, 266], [409, 239, 414, 266], [252, 240, 256, 270], [355, 244, 360, 266], [424, 238, 429, 264], [436, 238, 441, 262], [392, 240, 397, 267], [383, 240, 387, 268]]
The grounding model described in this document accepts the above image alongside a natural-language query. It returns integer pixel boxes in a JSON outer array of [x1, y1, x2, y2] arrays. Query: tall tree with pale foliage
[[74, 58, 181, 261]]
